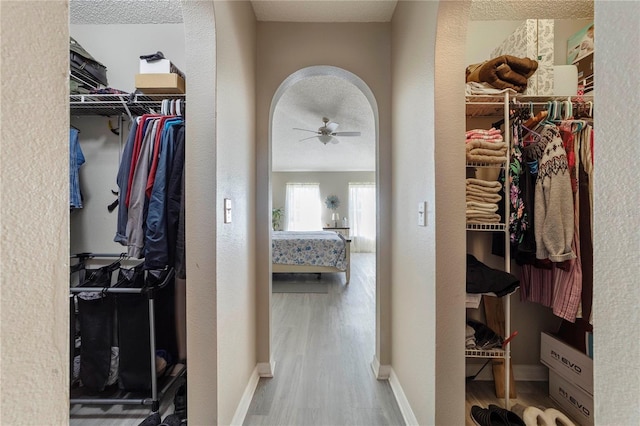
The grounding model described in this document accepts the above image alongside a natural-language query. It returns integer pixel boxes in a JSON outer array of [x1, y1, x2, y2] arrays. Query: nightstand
[[323, 227, 350, 238]]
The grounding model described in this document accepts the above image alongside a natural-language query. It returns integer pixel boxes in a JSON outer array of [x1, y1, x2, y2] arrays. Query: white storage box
[[139, 58, 184, 77], [549, 370, 594, 426], [540, 332, 593, 395]]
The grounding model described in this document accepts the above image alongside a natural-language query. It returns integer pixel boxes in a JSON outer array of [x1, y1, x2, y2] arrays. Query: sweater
[[534, 126, 576, 262]]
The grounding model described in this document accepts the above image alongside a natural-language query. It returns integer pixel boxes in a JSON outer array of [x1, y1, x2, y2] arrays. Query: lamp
[[319, 134, 332, 145], [331, 212, 340, 227]]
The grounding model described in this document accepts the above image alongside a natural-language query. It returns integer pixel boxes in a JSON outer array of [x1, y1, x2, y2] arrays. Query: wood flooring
[[244, 253, 405, 426]]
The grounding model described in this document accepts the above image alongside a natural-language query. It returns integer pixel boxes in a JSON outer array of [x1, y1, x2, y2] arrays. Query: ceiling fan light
[[318, 134, 333, 144]]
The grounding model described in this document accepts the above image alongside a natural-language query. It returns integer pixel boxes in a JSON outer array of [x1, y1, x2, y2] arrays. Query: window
[[348, 183, 376, 252], [285, 183, 322, 231]]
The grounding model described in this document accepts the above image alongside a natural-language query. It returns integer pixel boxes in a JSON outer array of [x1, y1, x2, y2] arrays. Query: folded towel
[[466, 178, 502, 191], [466, 154, 508, 164], [467, 148, 508, 157], [466, 210, 500, 223], [466, 193, 502, 203], [466, 201, 499, 213], [466, 134, 504, 142], [466, 185, 502, 196], [466, 128, 502, 137], [466, 140, 508, 151]]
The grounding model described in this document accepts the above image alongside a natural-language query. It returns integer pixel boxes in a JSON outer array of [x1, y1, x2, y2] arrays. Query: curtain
[[349, 183, 376, 252], [285, 183, 322, 231]]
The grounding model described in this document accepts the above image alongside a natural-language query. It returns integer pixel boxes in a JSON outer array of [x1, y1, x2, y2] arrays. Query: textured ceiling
[[469, 0, 593, 20], [272, 75, 375, 172], [70, 0, 183, 24], [251, 0, 398, 22]]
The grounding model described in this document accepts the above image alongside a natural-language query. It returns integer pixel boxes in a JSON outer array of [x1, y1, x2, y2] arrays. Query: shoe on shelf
[[522, 406, 576, 426], [138, 412, 161, 426], [173, 382, 187, 419], [159, 413, 182, 426], [470, 405, 509, 426], [488, 404, 526, 426]]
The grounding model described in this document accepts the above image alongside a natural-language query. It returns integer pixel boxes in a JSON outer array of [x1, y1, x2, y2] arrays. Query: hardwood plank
[[244, 253, 405, 426]]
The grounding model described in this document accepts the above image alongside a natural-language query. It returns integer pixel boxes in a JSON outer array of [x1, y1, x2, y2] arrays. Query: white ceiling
[[70, 0, 593, 171]]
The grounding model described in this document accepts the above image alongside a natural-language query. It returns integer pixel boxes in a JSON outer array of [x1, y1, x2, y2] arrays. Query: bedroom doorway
[[266, 65, 384, 378]]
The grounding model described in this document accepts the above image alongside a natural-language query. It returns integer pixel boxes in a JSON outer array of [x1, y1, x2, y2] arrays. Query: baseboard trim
[[389, 368, 419, 426], [370, 355, 391, 379], [465, 363, 548, 381], [257, 360, 276, 378], [230, 366, 260, 426]]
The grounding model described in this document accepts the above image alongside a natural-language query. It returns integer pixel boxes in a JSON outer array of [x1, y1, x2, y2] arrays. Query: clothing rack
[[69, 253, 185, 413]]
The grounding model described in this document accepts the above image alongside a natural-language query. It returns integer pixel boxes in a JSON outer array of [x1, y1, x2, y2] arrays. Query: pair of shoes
[[138, 412, 161, 426], [173, 382, 187, 419], [522, 407, 575, 426], [159, 413, 182, 426], [470, 404, 525, 426]]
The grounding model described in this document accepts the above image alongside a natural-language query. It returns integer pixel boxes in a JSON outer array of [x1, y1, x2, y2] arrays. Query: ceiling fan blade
[[326, 122, 339, 133], [299, 135, 319, 142], [293, 128, 320, 134], [333, 131, 361, 137]]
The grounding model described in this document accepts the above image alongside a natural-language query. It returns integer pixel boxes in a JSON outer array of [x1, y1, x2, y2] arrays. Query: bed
[[272, 230, 351, 284]]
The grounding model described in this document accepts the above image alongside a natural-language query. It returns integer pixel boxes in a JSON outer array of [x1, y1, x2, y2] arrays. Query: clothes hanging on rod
[[114, 111, 185, 271], [70, 127, 85, 210]]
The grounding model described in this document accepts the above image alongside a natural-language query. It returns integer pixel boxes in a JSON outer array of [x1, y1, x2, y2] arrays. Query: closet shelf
[[465, 94, 594, 118], [466, 160, 507, 168], [466, 223, 506, 231], [465, 348, 506, 358], [70, 93, 186, 117]]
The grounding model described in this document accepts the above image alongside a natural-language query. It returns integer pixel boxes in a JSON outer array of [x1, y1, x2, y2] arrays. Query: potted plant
[[272, 207, 284, 231]]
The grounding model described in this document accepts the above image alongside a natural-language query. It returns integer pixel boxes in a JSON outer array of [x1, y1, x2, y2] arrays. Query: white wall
[[272, 171, 375, 229], [212, 2, 257, 424], [0, 1, 69, 424], [70, 23, 185, 92], [593, 2, 640, 423], [391, 1, 466, 424], [256, 22, 392, 370]]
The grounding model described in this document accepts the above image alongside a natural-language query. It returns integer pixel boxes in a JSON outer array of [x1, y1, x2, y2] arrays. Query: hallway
[[244, 253, 404, 426]]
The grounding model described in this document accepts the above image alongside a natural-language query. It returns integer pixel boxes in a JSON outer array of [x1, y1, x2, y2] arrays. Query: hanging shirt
[[70, 128, 85, 210]]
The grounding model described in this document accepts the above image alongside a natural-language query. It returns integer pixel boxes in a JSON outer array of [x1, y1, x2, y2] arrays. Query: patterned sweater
[[533, 126, 576, 262]]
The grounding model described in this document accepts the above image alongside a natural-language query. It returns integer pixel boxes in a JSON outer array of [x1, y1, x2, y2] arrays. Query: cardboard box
[[540, 332, 593, 395], [549, 370, 594, 426], [135, 73, 185, 94]]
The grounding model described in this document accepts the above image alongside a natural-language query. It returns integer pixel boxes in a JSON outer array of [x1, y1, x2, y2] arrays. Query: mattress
[[272, 231, 347, 271]]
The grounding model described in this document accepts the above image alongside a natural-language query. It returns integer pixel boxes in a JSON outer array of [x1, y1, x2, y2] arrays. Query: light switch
[[418, 201, 427, 226], [224, 198, 232, 223]]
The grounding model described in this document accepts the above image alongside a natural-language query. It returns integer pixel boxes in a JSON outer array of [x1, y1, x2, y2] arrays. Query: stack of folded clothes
[[465, 128, 507, 164], [465, 55, 538, 93], [466, 178, 502, 223]]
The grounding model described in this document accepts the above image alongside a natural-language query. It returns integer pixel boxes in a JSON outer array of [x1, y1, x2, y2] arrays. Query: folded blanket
[[466, 201, 499, 213], [466, 192, 502, 203], [466, 55, 538, 93], [466, 140, 507, 151], [466, 213, 502, 223], [466, 128, 502, 138], [466, 178, 503, 191], [466, 134, 504, 142], [466, 154, 508, 164], [467, 148, 507, 158], [467, 193, 502, 203]]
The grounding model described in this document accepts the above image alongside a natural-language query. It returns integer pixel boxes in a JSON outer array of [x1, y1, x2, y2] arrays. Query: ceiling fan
[[294, 117, 361, 145]]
